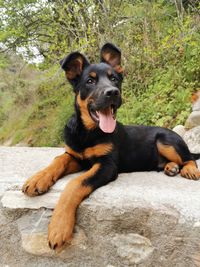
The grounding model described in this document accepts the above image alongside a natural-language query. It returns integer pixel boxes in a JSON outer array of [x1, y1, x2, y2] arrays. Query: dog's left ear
[[60, 52, 90, 83], [100, 43, 123, 73]]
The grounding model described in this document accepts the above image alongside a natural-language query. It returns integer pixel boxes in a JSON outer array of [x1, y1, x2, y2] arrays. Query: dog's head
[[60, 43, 123, 133]]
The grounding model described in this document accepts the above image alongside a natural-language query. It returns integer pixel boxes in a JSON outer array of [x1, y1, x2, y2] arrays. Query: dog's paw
[[48, 210, 73, 250], [22, 171, 54, 196], [164, 162, 179, 176], [180, 165, 200, 180]]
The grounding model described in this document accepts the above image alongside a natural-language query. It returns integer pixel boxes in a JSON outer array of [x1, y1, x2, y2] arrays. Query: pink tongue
[[97, 108, 116, 133]]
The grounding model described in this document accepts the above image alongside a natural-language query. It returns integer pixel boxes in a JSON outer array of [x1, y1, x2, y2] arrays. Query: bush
[[0, 0, 200, 146]]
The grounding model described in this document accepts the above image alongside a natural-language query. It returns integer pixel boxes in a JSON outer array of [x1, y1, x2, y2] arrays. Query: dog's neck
[[64, 109, 117, 152]]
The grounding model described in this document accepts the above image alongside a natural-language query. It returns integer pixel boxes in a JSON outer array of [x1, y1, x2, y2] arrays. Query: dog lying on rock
[[22, 43, 200, 250]]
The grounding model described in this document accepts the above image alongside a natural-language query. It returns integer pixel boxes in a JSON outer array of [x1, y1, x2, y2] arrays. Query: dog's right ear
[[60, 52, 90, 84]]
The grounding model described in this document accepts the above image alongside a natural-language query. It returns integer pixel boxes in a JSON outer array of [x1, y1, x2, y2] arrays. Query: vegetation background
[[0, 0, 200, 146]]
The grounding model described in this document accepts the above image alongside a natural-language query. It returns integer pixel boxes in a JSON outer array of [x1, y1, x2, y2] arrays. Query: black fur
[[61, 43, 200, 190]]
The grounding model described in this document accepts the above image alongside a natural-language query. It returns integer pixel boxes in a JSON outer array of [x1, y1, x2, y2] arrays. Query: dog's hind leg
[[22, 152, 81, 196], [180, 160, 200, 180], [157, 138, 200, 180], [164, 162, 180, 176]]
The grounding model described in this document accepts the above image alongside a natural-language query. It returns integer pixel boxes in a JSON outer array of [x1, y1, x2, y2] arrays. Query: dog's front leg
[[22, 153, 81, 196], [48, 159, 118, 250]]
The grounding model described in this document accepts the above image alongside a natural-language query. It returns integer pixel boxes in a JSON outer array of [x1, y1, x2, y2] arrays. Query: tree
[[0, 0, 128, 64]]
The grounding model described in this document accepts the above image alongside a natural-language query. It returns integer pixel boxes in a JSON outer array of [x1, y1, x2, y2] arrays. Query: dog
[[22, 43, 200, 250]]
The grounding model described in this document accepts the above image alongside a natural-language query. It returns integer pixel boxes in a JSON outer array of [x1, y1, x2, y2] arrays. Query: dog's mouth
[[89, 104, 117, 133]]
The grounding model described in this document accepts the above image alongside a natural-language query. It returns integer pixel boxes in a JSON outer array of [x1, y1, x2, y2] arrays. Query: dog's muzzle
[[89, 87, 122, 133]]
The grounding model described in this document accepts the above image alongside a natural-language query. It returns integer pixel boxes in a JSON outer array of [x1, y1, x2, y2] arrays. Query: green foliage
[[0, 0, 200, 146], [0, 62, 73, 146]]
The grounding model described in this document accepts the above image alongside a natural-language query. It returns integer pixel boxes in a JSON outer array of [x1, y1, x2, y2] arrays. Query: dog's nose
[[104, 88, 120, 98]]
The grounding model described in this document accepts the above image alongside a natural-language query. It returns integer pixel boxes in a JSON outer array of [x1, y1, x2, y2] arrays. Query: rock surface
[[1, 147, 200, 267], [172, 124, 186, 137], [184, 126, 200, 153], [185, 111, 200, 129]]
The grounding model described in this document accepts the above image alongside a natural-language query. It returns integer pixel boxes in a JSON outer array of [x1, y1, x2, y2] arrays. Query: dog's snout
[[104, 88, 120, 98]]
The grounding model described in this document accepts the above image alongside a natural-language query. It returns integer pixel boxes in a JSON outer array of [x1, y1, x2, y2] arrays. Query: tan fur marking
[[107, 69, 112, 76], [102, 51, 123, 73], [84, 143, 113, 158], [65, 145, 82, 160], [102, 51, 119, 67], [114, 65, 124, 73], [181, 160, 200, 180], [157, 142, 183, 165], [89, 71, 97, 78], [102, 52, 111, 63], [65, 57, 83, 80], [22, 153, 80, 196], [48, 163, 100, 249], [183, 160, 197, 167], [77, 94, 97, 130], [65, 143, 113, 160]]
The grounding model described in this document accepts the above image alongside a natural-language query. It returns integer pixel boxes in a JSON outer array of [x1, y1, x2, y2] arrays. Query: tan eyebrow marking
[[89, 72, 97, 78], [107, 69, 112, 76]]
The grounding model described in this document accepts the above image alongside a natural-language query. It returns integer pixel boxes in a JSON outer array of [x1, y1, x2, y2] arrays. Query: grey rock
[[1, 191, 60, 209], [184, 126, 200, 153], [1, 147, 200, 267], [0, 146, 64, 197], [17, 209, 87, 258], [185, 111, 200, 129], [111, 233, 154, 265], [173, 125, 186, 137]]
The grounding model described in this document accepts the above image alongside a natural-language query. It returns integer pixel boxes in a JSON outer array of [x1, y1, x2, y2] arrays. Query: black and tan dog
[[22, 43, 200, 250]]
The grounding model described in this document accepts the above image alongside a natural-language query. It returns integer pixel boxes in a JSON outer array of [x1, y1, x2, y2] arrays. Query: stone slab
[[184, 126, 200, 153], [1, 166, 200, 222], [0, 146, 64, 197], [1, 147, 200, 267]]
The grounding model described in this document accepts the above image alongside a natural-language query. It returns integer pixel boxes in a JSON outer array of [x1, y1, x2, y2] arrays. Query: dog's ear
[[60, 52, 90, 83], [100, 43, 123, 73]]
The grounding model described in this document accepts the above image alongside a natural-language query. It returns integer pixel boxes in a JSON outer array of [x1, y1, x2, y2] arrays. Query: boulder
[[185, 111, 200, 129], [172, 125, 186, 137], [184, 126, 200, 153]]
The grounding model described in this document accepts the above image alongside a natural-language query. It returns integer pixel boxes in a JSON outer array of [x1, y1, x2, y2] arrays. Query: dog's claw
[[22, 185, 29, 193], [34, 188, 39, 194], [48, 241, 57, 250], [53, 243, 58, 250], [34, 188, 44, 195], [22, 171, 54, 196]]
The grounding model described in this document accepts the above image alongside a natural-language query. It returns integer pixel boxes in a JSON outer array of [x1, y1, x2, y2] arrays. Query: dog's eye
[[110, 76, 117, 82], [87, 78, 95, 84]]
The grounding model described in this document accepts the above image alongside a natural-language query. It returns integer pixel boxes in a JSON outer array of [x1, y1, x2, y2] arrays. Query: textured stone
[[184, 126, 200, 153], [17, 209, 87, 257], [173, 125, 186, 137], [2, 168, 200, 222], [185, 111, 200, 129], [111, 233, 154, 265], [2, 190, 60, 209], [1, 147, 200, 267], [0, 146, 63, 197]]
